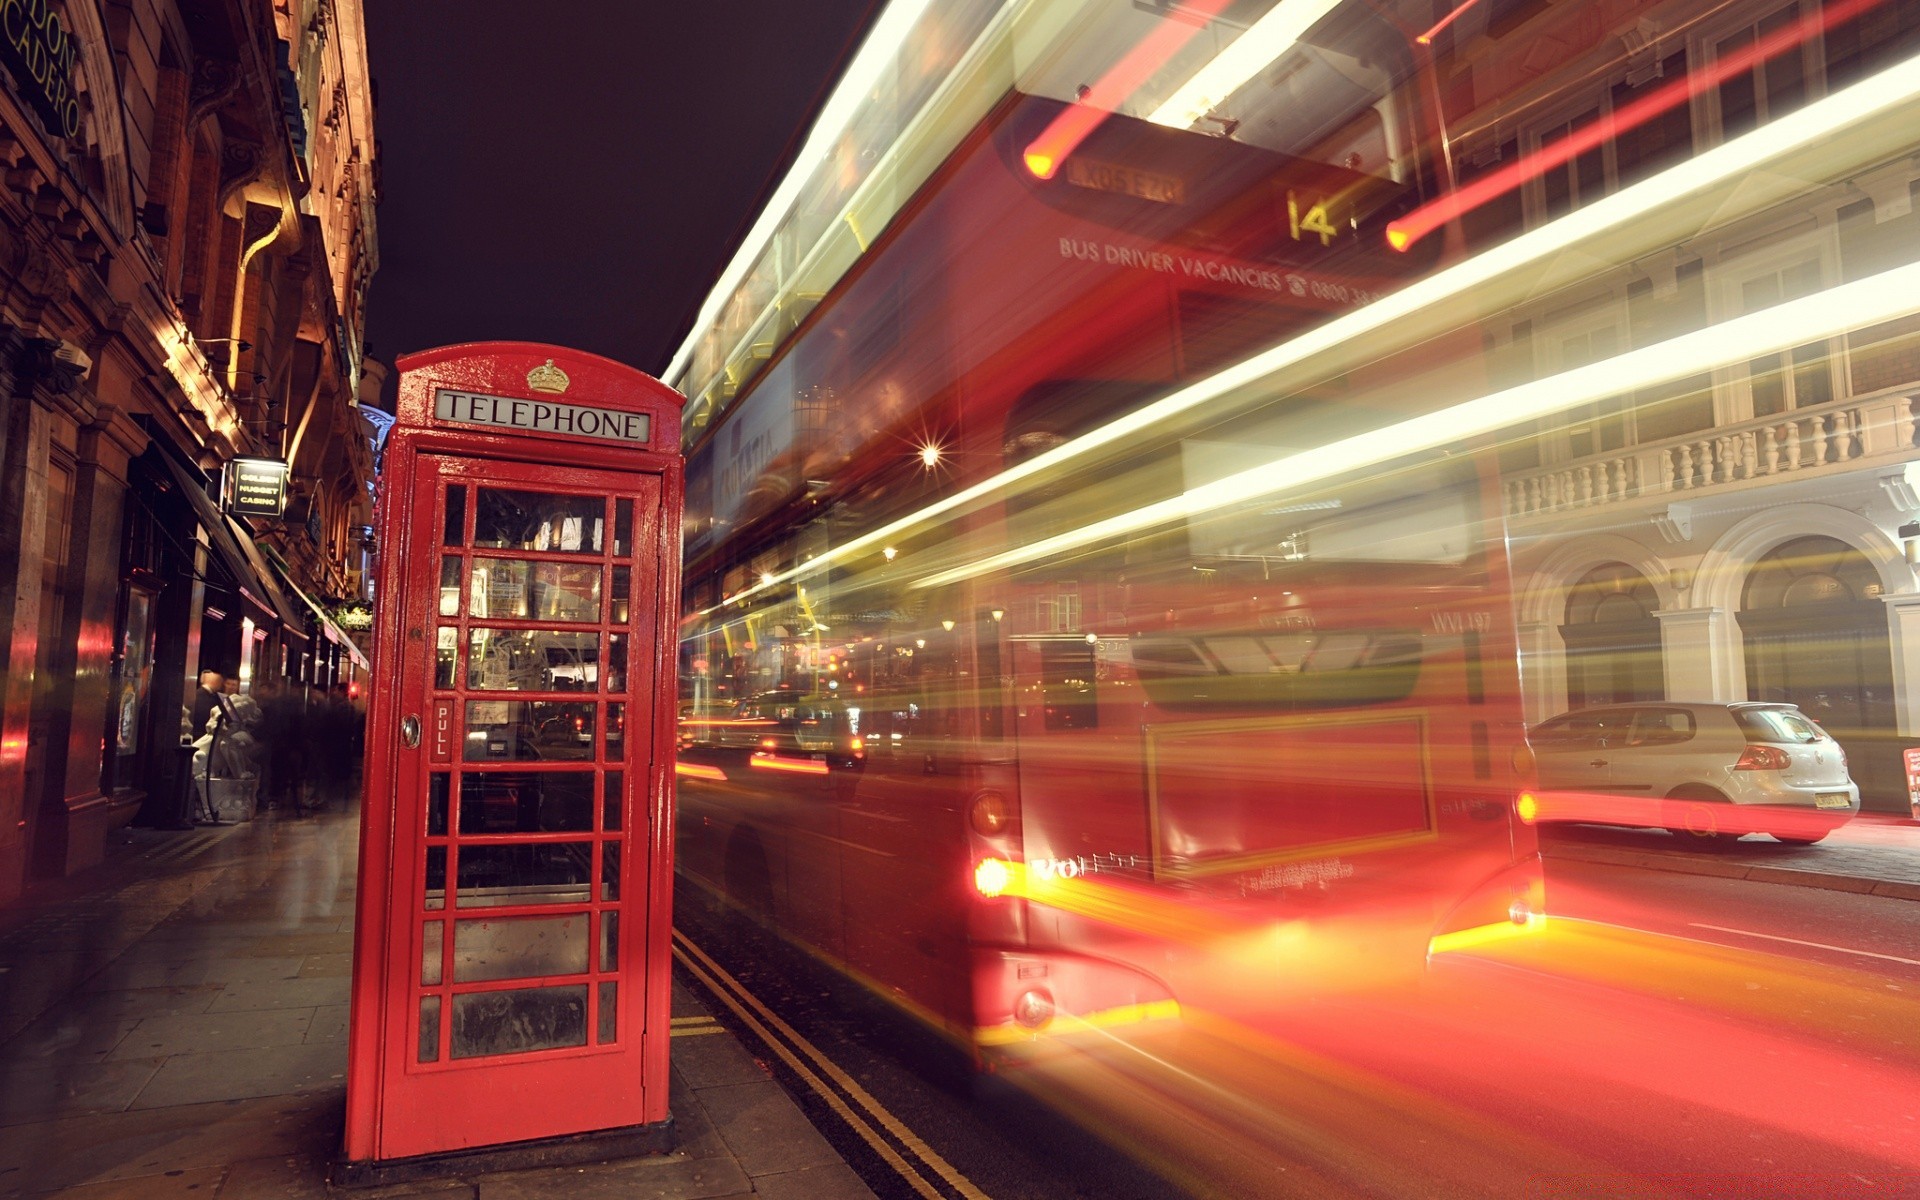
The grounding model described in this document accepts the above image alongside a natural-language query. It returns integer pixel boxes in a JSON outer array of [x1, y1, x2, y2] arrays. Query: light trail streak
[[697, 50, 1920, 618], [1687, 923, 1920, 968], [1387, 0, 1894, 250], [910, 254, 1920, 588]]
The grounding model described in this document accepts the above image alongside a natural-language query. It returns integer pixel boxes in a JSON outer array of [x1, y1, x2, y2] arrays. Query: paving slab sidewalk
[[0, 810, 874, 1200]]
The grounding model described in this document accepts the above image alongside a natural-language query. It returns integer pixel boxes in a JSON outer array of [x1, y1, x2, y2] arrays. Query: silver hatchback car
[[1530, 702, 1861, 845]]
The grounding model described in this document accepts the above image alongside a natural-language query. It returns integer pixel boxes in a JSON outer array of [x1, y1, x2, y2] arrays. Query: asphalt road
[[672, 853, 1920, 1200]]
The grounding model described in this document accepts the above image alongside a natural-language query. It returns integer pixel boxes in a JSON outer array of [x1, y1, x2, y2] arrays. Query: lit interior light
[[759, 572, 774, 586], [941, 619, 955, 631], [883, 546, 898, 562], [1147, 0, 1345, 129], [919, 443, 942, 468]]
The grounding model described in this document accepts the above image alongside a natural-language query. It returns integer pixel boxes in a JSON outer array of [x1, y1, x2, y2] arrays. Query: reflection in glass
[[602, 841, 621, 902], [606, 702, 625, 762], [451, 985, 587, 1058], [456, 842, 592, 907], [454, 914, 588, 983], [602, 770, 623, 832], [439, 557, 462, 616], [463, 702, 600, 763], [612, 566, 630, 624], [467, 629, 600, 692], [598, 981, 617, 1044], [419, 996, 441, 1063], [428, 773, 449, 837], [422, 921, 443, 986], [425, 846, 446, 910], [614, 499, 633, 557], [443, 486, 466, 547], [456, 770, 594, 832], [469, 560, 602, 622], [435, 628, 458, 689], [606, 636, 628, 693], [473, 489, 604, 554]]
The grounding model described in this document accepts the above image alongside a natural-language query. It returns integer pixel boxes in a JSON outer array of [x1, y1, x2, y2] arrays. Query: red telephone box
[[342, 343, 683, 1177]]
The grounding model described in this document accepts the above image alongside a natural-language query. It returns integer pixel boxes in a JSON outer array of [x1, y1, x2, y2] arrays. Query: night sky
[[361, 3, 881, 389]]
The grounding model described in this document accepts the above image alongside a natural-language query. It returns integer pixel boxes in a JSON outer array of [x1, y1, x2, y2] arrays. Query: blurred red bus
[[674, 84, 1540, 1060]]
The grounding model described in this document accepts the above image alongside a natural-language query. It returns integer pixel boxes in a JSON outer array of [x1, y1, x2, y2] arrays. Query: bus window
[[1132, 631, 1422, 713], [1040, 640, 1099, 731]]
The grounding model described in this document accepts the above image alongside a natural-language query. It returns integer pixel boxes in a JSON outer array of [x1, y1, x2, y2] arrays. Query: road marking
[[1688, 922, 1920, 967], [670, 1015, 727, 1038], [672, 928, 992, 1200]]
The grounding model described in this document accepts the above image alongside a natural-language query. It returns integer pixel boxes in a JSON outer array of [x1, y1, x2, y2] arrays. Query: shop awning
[[154, 450, 304, 634], [264, 550, 370, 670]]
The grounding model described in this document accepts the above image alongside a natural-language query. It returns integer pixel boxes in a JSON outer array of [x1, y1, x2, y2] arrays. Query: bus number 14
[[1287, 192, 1340, 247]]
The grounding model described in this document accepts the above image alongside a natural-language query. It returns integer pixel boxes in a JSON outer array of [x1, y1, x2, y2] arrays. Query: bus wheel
[[1664, 788, 1737, 849]]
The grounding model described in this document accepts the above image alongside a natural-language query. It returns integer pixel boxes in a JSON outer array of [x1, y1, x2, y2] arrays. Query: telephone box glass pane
[[597, 982, 617, 1043], [443, 486, 466, 546], [435, 629, 458, 689], [601, 841, 621, 902], [425, 847, 446, 910], [450, 986, 588, 1058], [421, 921, 444, 986], [605, 703, 626, 761], [453, 914, 588, 983], [467, 630, 601, 691], [473, 489, 605, 554], [439, 557, 462, 616], [605, 636, 628, 693], [601, 771, 622, 832], [455, 771, 593, 833], [419, 997, 441, 1063], [456, 843, 592, 907], [614, 499, 633, 557], [427, 773, 450, 836], [611, 566, 630, 624], [467, 560, 601, 622], [463, 701, 602, 763], [599, 911, 618, 971]]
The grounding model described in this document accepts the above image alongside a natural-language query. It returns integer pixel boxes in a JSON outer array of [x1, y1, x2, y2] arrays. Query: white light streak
[[1147, 0, 1345, 129]]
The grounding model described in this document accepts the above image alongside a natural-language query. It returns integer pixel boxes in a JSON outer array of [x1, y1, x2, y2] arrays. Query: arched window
[[1739, 534, 1894, 797], [1560, 562, 1662, 708]]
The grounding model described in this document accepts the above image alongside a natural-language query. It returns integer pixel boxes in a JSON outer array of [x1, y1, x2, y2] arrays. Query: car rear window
[[1735, 708, 1824, 742], [1629, 708, 1695, 745]]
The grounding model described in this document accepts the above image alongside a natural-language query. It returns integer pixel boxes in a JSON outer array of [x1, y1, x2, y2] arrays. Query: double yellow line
[[671, 928, 993, 1200]]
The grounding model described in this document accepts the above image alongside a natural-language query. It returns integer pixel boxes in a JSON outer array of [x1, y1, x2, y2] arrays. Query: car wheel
[[1664, 788, 1738, 849], [1772, 831, 1829, 846]]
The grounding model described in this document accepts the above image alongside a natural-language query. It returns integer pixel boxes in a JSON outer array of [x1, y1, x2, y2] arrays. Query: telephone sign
[[342, 343, 684, 1179]]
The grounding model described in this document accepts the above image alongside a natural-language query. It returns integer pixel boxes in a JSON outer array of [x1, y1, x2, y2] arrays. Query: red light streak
[[1414, 0, 1483, 46], [749, 752, 830, 775], [1022, 0, 1238, 180], [1387, 0, 1893, 251], [674, 761, 728, 782]]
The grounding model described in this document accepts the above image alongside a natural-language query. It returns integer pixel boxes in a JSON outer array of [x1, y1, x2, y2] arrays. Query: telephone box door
[[372, 450, 662, 1160]]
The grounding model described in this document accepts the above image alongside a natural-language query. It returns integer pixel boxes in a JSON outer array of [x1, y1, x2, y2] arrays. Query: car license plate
[[1814, 792, 1851, 809]]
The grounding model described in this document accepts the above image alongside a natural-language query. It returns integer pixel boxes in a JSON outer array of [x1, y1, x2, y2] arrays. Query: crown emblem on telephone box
[[527, 359, 571, 394]]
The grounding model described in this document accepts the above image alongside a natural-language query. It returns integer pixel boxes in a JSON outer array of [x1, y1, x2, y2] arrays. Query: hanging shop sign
[[1, 0, 83, 140], [331, 601, 373, 631], [227, 457, 290, 518]]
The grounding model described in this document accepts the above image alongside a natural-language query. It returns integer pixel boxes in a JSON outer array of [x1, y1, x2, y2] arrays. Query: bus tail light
[[975, 857, 1013, 898], [1514, 792, 1539, 824], [968, 790, 1012, 836], [1734, 745, 1791, 771]]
